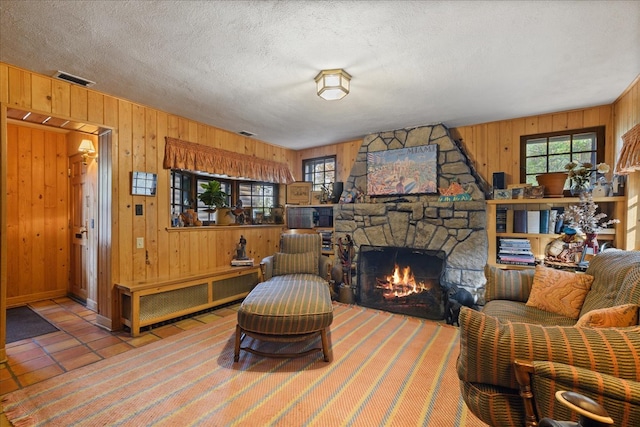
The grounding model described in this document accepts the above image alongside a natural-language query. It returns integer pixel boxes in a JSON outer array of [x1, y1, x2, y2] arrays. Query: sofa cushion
[[482, 300, 577, 326], [582, 250, 640, 316], [613, 265, 640, 308], [525, 265, 593, 319], [460, 381, 524, 427], [575, 304, 639, 328], [273, 251, 317, 276], [484, 265, 535, 303]]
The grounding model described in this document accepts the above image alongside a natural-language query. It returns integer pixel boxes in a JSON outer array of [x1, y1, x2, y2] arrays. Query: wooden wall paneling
[[497, 120, 514, 185], [87, 91, 104, 125], [5, 125, 18, 298], [30, 74, 51, 113], [156, 111, 170, 278], [117, 100, 134, 282], [567, 110, 584, 130], [550, 113, 567, 131], [486, 122, 501, 185], [55, 133, 69, 294], [51, 79, 71, 117], [70, 85, 88, 121], [17, 126, 33, 296], [103, 95, 119, 128], [1, 104, 6, 359], [510, 119, 526, 184], [31, 129, 46, 294], [131, 104, 147, 281], [8, 67, 31, 109], [0, 63, 8, 104], [145, 108, 159, 279], [583, 106, 600, 128]]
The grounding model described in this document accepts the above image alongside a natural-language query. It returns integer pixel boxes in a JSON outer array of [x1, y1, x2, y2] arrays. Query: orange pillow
[[575, 304, 639, 328], [525, 265, 594, 319]]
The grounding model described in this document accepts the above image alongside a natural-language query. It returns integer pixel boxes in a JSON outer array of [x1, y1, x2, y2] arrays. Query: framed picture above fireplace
[[366, 145, 438, 196]]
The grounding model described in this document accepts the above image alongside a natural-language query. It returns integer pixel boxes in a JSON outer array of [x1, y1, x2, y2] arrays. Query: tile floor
[[0, 297, 239, 426]]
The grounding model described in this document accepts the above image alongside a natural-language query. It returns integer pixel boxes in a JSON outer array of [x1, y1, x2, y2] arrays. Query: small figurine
[[231, 200, 246, 224], [235, 235, 248, 260]]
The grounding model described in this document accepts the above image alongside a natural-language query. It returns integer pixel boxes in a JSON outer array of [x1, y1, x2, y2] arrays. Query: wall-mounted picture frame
[[131, 171, 157, 196], [286, 182, 312, 205]]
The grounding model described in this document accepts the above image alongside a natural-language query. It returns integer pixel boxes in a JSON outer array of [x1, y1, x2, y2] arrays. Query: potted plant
[[198, 180, 229, 225]]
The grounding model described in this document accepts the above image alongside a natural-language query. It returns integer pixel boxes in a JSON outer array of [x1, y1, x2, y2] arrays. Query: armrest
[[484, 264, 535, 303], [260, 255, 274, 281], [457, 307, 640, 391]]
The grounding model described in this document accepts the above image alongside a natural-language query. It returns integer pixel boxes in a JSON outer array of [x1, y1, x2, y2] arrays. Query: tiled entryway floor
[[1, 297, 239, 425]]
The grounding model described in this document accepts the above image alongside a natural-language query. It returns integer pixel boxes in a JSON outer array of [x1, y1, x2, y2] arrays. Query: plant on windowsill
[[198, 180, 229, 225]]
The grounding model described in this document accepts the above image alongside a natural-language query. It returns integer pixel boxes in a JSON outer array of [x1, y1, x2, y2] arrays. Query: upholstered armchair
[[260, 233, 332, 282]]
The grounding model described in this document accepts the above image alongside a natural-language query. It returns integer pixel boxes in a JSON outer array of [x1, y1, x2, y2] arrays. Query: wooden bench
[[116, 265, 260, 336]]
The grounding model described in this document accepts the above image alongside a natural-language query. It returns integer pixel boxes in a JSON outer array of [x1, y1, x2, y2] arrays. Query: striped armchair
[[457, 250, 640, 427]]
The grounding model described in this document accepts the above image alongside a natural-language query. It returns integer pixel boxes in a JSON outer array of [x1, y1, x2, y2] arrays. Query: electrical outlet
[[136, 237, 144, 249]]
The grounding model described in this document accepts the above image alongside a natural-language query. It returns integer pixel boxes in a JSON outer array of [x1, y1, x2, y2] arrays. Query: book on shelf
[[497, 259, 536, 266], [527, 210, 540, 234], [231, 258, 254, 267], [553, 207, 565, 234], [513, 210, 528, 233], [539, 210, 550, 234], [496, 207, 507, 233]]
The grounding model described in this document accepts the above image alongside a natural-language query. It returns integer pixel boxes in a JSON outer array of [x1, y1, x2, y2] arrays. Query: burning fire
[[376, 264, 432, 299]]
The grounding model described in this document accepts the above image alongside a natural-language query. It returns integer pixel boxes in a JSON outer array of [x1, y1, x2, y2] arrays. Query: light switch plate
[[136, 237, 144, 249]]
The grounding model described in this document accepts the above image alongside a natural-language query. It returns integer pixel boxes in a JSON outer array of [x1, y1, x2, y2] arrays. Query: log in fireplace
[[357, 245, 446, 320]]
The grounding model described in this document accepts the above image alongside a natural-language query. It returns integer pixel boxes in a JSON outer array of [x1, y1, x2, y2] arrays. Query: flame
[[376, 264, 432, 299]]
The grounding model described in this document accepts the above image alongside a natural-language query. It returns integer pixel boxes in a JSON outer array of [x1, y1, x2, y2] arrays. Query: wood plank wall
[[0, 63, 290, 329], [613, 75, 640, 250]]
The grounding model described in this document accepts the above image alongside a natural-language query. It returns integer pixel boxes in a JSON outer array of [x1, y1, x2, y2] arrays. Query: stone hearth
[[335, 124, 488, 303]]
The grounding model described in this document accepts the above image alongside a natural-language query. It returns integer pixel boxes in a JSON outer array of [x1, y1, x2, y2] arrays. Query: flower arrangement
[[561, 192, 619, 234], [564, 161, 610, 188]]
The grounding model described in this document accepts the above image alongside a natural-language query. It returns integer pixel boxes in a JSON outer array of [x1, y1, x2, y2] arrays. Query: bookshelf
[[487, 196, 626, 268]]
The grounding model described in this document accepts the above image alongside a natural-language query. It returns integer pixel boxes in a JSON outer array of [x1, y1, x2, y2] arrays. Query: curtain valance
[[163, 137, 295, 184], [615, 123, 640, 175]]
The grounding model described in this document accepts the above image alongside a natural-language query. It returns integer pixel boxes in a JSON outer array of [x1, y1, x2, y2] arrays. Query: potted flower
[[565, 161, 610, 195], [561, 192, 619, 254], [198, 180, 230, 225]]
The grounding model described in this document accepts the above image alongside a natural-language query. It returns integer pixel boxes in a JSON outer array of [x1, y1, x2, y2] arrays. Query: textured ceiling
[[1, 1, 638, 149]]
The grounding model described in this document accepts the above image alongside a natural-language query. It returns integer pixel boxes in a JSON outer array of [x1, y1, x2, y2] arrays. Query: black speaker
[[332, 182, 343, 203], [492, 172, 506, 190]]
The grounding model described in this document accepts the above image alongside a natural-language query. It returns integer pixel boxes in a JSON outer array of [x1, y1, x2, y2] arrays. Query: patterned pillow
[[525, 265, 594, 319], [575, 304, 639, 328], [484, 265, 535, 303], [273, 252, 317, 276]]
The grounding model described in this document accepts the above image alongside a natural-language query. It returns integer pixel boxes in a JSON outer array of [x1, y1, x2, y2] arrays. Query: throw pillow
[[273, 251, 317, 276], [575, 304, 639, 328], [525, 265, 594, 319], [484, 265, 535, 303]]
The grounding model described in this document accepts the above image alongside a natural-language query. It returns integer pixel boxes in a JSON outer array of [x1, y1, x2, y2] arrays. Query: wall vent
[[52, 70, 96, 87], [238, 130, 256, 137]]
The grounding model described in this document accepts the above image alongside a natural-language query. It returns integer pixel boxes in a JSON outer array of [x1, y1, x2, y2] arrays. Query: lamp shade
[[314, 69, 351, 101], [78, 139, 96, 153]]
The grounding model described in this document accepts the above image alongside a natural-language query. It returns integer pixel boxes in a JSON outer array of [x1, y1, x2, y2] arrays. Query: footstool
[[234, 273, 333, 362]]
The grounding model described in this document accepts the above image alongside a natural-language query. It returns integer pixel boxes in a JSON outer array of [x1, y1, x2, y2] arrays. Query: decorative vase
[[584, 233, 599, 255], [536, 172, 568, 197], [570, 182, 591, 197]]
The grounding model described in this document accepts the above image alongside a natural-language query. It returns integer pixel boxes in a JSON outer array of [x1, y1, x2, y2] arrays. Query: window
[[520, 126, 605, 187], [170, 170, 277, 225], [303, 156, 336, 191]]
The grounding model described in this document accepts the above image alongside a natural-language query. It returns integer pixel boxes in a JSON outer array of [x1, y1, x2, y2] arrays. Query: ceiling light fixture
[[78, 139, 97, 164], [314, 69, 351, 101]]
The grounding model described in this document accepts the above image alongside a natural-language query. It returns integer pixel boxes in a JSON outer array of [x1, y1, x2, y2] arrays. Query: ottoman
[[234, 273, 333, 362]]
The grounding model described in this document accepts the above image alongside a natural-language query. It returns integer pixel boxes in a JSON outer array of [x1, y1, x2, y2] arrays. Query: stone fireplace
[[335, 124, 489, 315]]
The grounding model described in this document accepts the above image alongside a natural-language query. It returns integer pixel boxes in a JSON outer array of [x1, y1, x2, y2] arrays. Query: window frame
[[302, 155, 337, 192], [519, 126, 605, 188]]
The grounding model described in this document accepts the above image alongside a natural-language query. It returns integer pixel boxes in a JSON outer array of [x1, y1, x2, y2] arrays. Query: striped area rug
[[2, 304, 486, 426]]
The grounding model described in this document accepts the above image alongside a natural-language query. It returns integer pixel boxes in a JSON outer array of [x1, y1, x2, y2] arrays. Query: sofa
[[234, 233, 334, 362], [457, 249, 640, 427]]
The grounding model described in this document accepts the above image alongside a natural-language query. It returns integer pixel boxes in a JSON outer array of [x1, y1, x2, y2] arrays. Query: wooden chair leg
[[234, 324, 242, 362], [320, 328, 330, 362], [514, 359, 539, 427]]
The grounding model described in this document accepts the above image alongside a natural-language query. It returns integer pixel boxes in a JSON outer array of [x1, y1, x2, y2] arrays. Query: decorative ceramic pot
[[536, 172, 568, 197], [570, 182, 591, 197]]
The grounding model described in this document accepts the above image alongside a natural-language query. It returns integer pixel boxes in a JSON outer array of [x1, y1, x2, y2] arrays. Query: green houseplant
[[198, 180, 229, 225]]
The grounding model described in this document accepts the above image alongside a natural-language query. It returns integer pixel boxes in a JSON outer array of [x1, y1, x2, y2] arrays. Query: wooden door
[[69, 155, 90, 301]]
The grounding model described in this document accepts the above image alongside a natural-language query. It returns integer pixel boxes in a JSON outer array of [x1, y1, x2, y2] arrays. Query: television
[[366, 145, 438, 196]]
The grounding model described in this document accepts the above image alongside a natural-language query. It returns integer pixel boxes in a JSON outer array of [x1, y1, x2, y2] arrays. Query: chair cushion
[[272, 251, 317, 276], [485, 264, 535, 303], [238, 274, 333, 335]]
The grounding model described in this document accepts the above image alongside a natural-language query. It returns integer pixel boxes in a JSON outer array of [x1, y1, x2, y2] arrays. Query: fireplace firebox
[[357, 246, 446, 320]]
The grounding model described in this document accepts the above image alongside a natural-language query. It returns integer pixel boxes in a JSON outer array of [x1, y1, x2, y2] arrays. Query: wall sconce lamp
[[314, 69, 352, 101], [78, 139, 97, 164]]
